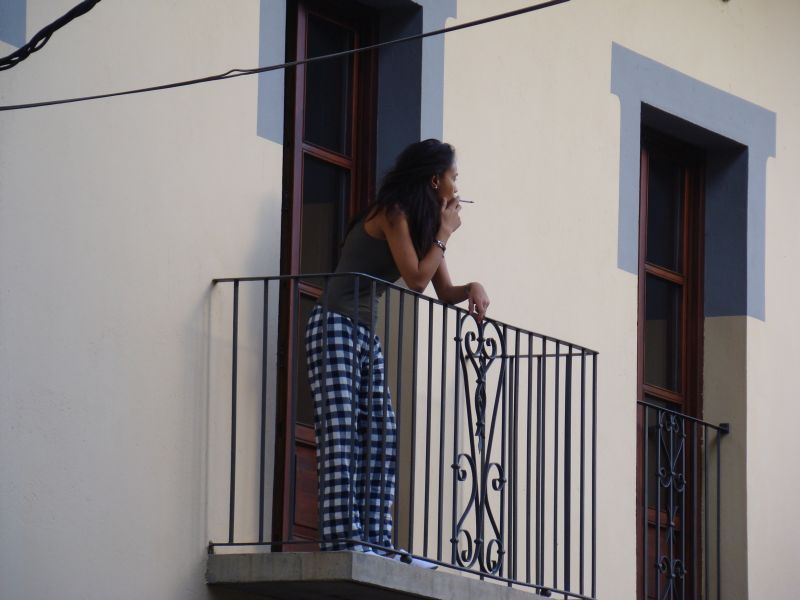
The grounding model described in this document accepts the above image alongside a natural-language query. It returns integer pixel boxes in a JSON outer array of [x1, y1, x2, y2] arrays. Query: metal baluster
[[657, 405, 662, 600], [681, 410, 686, 600], [423, 300, 434, 557], [228, 279, 239, 543], [348, 275, 360, 548], [504, 325, 511, 577], [538, 337, 547, 585], [564, 345, 573, 591], [451, 311, 463, 563], [512, 330, 521, 583], [409, 295, 419, 554], [553, 340, 560, 587], [592, 353, 597, 598], [579, 348, 586, 595], [394, 291, 404, 549], [363, 281, 377, 548], [704, 425, 709, 600], [379, 288, 392, 552], [643, 404, 649, 600], [716, 428, 722, 600], [526, 333, 534, 585], [668, 406, 676, 598], [317, 276, 331, 549], [437, 306, 448, 562], [692, 420, 698, 600], [288, 278, 300, 541], [258, 280, 269, 542]]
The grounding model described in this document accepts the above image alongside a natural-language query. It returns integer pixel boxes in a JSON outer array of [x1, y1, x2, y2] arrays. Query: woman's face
[[432, 162, 459, 204]]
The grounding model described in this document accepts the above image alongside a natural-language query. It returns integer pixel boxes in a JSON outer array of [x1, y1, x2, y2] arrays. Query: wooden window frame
[[636, 126, 705, 413], [282, 0, 378, 278]]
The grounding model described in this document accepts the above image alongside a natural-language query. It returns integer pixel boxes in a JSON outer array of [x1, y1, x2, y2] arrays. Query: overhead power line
[[0, 0, 104, 72], [0, 0, 570, 112]]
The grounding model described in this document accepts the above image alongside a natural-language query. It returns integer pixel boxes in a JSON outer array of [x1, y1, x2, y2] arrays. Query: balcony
[[636, 401, 730, 600], [206, 273, 599, 600]]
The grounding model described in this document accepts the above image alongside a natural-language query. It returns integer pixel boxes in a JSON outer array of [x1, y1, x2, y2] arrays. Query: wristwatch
[[433, 239, 447, 253]]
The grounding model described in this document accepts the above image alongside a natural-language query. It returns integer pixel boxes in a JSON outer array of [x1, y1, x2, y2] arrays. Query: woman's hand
[[467, 281, 490, 323], [439, 196, 462, 239]]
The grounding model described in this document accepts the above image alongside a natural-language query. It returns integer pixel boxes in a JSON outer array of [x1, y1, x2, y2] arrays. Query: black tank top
[[319, 216, 401, 330]]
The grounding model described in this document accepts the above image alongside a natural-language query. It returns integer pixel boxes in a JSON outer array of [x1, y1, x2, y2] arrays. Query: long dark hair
[[343, 138, 456, 258]]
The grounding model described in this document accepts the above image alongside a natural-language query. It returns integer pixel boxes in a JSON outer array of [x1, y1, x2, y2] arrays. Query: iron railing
[[637, 400, 730, 600], [209, 272, 599, 599]]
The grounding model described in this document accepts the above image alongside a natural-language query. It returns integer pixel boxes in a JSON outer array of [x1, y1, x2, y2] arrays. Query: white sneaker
[[401, 555, 439, 570], [374, 547, 438, 570]]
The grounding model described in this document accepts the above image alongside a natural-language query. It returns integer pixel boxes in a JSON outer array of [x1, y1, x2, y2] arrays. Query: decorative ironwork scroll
[[451, 314, 507, 575], [654, 408, 688, 597]]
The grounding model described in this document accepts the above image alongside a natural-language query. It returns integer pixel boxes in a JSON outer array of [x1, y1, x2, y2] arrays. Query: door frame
[[635, 125, 706, 599], [272, 0, 379, 549]]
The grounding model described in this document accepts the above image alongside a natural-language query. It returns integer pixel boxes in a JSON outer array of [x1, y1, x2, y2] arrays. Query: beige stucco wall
[[1, 1, 799, 599], [0, 1, 284, 598], [439, 1, 799, 599]]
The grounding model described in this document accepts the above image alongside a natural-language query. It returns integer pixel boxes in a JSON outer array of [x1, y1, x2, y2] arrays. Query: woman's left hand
[[467, 282, 490, 323]]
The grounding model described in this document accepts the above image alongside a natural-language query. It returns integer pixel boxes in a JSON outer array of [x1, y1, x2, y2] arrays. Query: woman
[[304, 139, 490, 568]]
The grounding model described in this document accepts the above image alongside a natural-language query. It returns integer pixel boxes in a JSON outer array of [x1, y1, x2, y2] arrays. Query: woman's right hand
[[439, 196, 462, 238]]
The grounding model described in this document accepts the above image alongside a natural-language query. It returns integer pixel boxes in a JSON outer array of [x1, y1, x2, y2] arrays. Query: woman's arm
[[431, 257, 491, 323], [381, 207, 455, 293], [430, 255, 469, 303], [380, 207, 491, 321]]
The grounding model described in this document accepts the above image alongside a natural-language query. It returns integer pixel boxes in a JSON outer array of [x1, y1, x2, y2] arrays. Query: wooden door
[[272, 0, 378, 549], [636, 127, 706, 599]]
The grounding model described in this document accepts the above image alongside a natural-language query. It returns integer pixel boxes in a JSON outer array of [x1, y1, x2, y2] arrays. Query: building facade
[[1, 0, 797, 599]]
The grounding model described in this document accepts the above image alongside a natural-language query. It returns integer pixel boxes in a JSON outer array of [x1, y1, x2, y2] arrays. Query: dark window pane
[[300, 154, 350, 274], [644, 275, 682, 391], [295, 293, 317, 426], [304, 14, 353, 155], [646, 153, 683, 272]]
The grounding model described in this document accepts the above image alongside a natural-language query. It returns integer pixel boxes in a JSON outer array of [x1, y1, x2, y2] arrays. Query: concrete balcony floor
[[206, 550, 553, 600]]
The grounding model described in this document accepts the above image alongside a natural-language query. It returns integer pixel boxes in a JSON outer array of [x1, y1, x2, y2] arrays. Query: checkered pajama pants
[[305, 303, 397, 552]]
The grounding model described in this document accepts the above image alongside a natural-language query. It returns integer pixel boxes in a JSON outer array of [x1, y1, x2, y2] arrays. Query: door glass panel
[[646, 153, 683, 272], [300, 154, 351, 275], [644, 274, 682, 391], [304, 14, 353, 155]]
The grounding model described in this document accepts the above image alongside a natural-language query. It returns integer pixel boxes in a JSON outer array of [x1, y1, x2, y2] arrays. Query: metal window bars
[[637, 400, 730, 600]]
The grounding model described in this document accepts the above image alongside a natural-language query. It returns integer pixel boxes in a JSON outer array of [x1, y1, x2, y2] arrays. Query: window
[[636, 126, 705, 599]]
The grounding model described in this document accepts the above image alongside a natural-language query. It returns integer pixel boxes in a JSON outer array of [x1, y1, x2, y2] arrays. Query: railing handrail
[[211, 271, 599, 355], [637, 399, 731, 433]]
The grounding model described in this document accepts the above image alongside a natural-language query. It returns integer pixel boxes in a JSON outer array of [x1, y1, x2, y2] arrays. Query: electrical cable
[[0, 0, 103, 72], [0, 0, 570, 112]]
